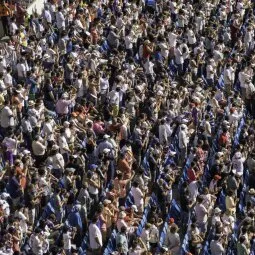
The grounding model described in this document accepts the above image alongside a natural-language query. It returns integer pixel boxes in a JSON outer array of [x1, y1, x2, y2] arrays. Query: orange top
[[15, 166, 26, 189]]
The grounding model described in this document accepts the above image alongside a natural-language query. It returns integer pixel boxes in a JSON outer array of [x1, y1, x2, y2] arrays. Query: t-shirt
[[0, 106, 14, 128], [116, 233, 128, 254], [195, 203, 207, 223], [89, 223, 102, 249], [63, 232, 72, 250], [131, 186, 143, 207], [210, 240, 224, 255], [149, 224, 159, 243]]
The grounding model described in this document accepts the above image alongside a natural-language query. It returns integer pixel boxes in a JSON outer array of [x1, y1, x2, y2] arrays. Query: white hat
[[103, 199, 111, 205], [171, 81, 178, 88], [181, 118, 189, 124], [63, 121, 70, 127], [52, 144, 59, 150], [119, 211, 127, 219], [169, 150, 176, 156], [157, 91, 164, 96], [103, 134, 110, 139], [66, 168, 75, 173], [28, 100, 35, 107], [214, 207, 221, 214], [249, 188, 255, 195], [131, 205, 138, 212], [223, 220, 230, 225], [103, 148, 111, 153], [43, 54, 50, 60], [62, 93, 68, 99], [217, 152, 224, 157], [195, 86, 203, 92]]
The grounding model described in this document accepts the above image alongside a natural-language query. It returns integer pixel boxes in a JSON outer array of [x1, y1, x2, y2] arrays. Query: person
[[210, 236, 225, 255], [0, 100, 14, 136], [131, 181, 144, 213], [178, 124, 189, 166], [88, 216, 102, 254], [148, 217, 159, 253], [237, 236, 250, 255], [116, 226, 128, 255], [63, 226, 73, 255], [194, 195, 208, 234], [164, 224, 180, 254]]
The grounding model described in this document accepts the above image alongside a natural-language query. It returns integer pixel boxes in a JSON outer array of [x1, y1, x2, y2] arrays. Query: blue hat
[[90, 164, 98, 170]]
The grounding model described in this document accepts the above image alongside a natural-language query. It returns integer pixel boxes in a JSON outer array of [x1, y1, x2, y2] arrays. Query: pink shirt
[[56, 99, 72, 115]]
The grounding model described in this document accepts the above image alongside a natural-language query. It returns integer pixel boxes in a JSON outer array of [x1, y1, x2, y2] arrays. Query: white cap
[[131, 205, 138, 212], [214, 207, 221, 214], [103, 199, 111, 205], [103, 134, 110, 139], [63, 121, 70, 127], [103, 148, 111, 153], [52, 145, 59, 150], [119, 211, 127, 219], [169, 150, 176, 156], [62, 93, 68, 98]]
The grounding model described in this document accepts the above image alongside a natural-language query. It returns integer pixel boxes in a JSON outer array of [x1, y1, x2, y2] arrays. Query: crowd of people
[[0, 0, 254, 254]]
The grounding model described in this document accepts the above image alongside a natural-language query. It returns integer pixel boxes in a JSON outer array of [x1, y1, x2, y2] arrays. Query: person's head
[[120, 226, 127, 234], [239, 235, 246, 244], [132, 181, 139, 188], [117, 171, 123, 180], [197, 195, 203, 204], [91, 216, 98, 223], [170, 225, 178, 234]]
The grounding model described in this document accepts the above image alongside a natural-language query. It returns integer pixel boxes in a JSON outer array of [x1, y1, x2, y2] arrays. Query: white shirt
[[100, 77, 109, 93], [187, 29, 196, 44], [168, 32, 177, 47], [51, 153, 65, 169], [131, 186, 143, 207], [189, 181, 198, 203], [4, 73, 13, 86], [195, 203, 208, 223], [125, 35, 133, 49], [223, 67, 234, 84], [75, 79, 85, 98], [159, 124, 167, 145], [89, 223, 102, 249], [210, 240, 224, 255], [32, 140, 46, 156], [206, 64, 215, 79], [42, 121, 54, 139], [44, 9, 52, 23], [117, 218, 129, 232], [144, 61, 154, 74], [238, 71, 250, 88], [149, 224, 159, 243], [17, 63, 27, 78], [0, 106, 14, 128], [108, 90, 120, 105], [178, 129, 188, 148], [175, 47, 184, 65], [63, 232, 72, 250], [56, 11, 65, 29], [58, 135, 69, 154], [232, 152, 245, 176], [9, 22, 18, 35]]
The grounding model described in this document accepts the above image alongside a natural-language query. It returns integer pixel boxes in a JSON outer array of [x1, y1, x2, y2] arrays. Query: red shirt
[[187, 168, 196, 183]]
